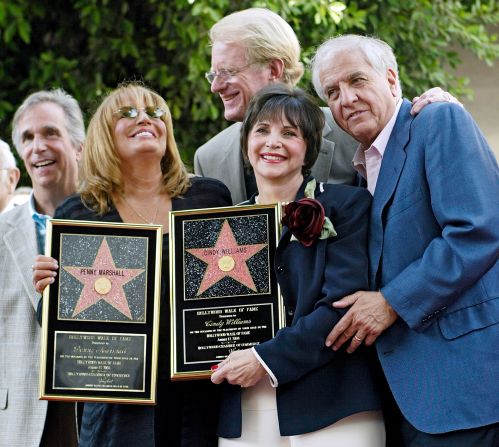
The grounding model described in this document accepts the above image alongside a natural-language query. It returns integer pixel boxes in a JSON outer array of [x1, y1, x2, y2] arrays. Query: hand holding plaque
[[170, 204, 284, 380], [39, 219, 162, 404]]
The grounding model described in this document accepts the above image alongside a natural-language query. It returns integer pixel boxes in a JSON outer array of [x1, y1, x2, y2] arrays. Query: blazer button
[[287, 308, 295, 316], [276, 265, 285, 273]]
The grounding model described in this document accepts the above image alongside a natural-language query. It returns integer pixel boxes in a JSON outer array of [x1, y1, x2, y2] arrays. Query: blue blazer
[[371, 100, 499, 434], [218, 178, 383, 437]]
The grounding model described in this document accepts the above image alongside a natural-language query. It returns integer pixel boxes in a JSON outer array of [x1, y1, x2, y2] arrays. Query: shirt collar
[[352, 98, 403, 174], [29, 193, 52, 254], [29, 193, 52, 223]]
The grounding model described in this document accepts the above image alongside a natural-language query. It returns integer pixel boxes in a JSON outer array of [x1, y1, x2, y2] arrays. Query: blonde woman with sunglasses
[[33, 82, 231, 447]]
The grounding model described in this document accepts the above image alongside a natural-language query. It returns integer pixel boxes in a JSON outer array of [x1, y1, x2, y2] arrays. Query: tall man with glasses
[[0, 139, 20, 213], [194, 8, 459, 204], [0, 89, 83, 447]]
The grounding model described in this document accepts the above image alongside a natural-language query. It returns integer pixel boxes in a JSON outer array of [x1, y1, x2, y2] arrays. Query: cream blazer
[[0, 202, 48, 446]]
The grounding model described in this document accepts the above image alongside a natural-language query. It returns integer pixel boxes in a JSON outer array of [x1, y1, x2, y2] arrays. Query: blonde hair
[[80, 82, 190, 214], [210, 8, 304, 86]]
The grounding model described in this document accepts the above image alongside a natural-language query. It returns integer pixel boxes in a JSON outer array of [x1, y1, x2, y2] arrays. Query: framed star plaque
[[169, 204, 285, 380], [39, 219, 162, 404]]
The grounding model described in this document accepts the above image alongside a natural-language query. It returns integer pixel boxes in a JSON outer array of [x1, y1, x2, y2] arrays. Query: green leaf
[[18, 20, 30, 44], [0, 0, 497, 185], [4, 22, 16, 43]]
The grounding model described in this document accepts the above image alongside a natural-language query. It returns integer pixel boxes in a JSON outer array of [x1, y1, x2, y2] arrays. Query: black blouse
[[54, 177, 232, 447]]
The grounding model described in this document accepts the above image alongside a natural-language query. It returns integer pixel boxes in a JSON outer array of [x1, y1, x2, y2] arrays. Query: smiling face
[[17, 102, 81, 196], [319, 49, 398, 147], [210, 41, 273, 122], [247, 114, 306, 185], [112, 105, 167, 166]]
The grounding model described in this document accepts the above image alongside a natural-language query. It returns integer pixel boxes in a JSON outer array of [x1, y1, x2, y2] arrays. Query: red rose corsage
[[281, 179, 337, 247]]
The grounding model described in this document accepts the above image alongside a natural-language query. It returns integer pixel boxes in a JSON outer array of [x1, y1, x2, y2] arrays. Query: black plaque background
[[40, 220, 161, 403], [170, 205, 284, 380], [183, 303, 275, 363]]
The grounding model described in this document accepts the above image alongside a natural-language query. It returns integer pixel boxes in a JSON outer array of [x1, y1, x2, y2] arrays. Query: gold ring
[[353, 335, 362, 342]]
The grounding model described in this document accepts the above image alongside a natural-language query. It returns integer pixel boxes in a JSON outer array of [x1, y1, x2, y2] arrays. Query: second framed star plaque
[[39, 219, 162, 404], [169, 204, 285, 380]]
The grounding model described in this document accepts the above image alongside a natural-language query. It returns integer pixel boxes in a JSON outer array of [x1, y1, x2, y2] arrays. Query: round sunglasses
[[114, 106, 166, 119]]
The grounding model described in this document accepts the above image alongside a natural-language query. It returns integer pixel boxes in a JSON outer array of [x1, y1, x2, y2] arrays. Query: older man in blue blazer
[[311, 35, 499, 446]]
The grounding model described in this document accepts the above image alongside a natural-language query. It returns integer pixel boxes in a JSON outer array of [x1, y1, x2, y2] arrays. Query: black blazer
[[219, 177, 383, 437]]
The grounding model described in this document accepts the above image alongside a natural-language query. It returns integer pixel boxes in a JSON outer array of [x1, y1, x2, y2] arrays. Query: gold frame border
[[39, 219, 162, 404], [169, 203, 285, 381]]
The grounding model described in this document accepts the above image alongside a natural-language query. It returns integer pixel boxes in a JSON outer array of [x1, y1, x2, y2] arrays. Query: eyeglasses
[[114, 106, 166, 119], [205, 63, 256, 84]]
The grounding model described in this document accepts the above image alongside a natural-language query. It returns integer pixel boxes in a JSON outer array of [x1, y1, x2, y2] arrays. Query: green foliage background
[[1, 0, 498, 186]]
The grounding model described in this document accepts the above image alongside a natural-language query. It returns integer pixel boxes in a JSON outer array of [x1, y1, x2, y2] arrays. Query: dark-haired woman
[[211, 84, 385, 446]]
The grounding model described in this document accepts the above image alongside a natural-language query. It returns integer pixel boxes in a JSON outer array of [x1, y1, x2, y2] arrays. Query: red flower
[[282, 198, 325, 247]]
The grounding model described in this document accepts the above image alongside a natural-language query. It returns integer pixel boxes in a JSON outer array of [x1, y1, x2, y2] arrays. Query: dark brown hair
[[240, 83, 325, 176]]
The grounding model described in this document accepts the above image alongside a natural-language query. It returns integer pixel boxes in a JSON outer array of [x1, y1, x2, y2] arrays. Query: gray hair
[[11, 88, 85, 154], [0, 139, 17, 168], [210, 8, 304, 86], [311, 34, 402, 102]]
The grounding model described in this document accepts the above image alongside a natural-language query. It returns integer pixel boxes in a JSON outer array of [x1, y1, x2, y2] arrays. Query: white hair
[[0, 139, 17, 168], [311, 34, 402, 102]]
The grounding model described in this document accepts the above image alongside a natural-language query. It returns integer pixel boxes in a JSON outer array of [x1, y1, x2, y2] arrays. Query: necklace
[[122, 194, 161, 224], [255, 195, 290, 206]]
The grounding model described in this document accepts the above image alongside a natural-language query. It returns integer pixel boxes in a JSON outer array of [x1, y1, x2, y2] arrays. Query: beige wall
[[455, 47, 499, 158]]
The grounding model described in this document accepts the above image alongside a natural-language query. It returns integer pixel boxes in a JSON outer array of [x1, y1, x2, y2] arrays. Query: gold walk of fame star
[[63, 237, 145, 319], [186, 219, 267, 295]]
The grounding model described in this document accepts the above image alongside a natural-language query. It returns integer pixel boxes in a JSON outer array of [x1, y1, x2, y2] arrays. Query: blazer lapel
[[219, 123, 247, 202], [278, 177, 310, 244], [369, 100, 412, 286], [4, 204, 39, 310], [311, 119, 335, 183]]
